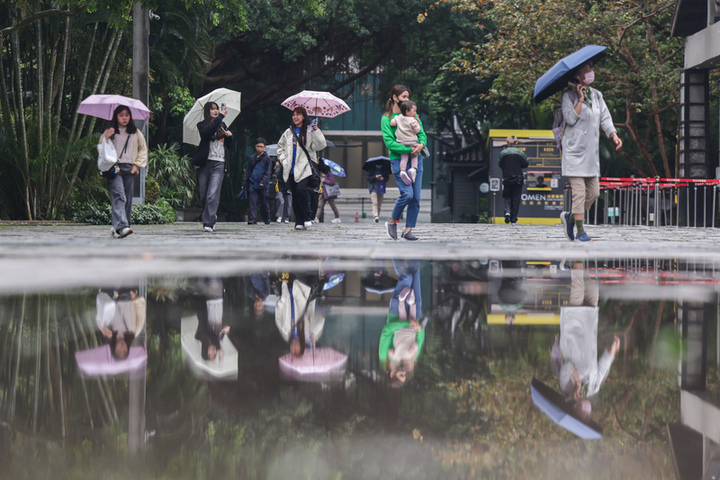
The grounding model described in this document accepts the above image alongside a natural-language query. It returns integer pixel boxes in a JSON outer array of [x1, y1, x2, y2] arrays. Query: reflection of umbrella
[[180, 316, 238, 380], [183, 88, 242, 146], [323, 273, 345, 290], [77, 94, 151, 121], [533, 45, 608, 104], [281, 90, 350, 118], [75, 344, 147, 377], [530, 378, 602, 440], [361, 272, 397, 294], [279, 347, 348, 382], [321, 158, 346, 177], [362, 156, 391, 171]]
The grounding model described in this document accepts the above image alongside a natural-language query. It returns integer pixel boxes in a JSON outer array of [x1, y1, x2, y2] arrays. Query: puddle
[[0, 257, 717, 478]]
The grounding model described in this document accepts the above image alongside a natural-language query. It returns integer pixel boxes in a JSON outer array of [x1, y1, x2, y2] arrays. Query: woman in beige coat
[[276, 106, 327, 230]]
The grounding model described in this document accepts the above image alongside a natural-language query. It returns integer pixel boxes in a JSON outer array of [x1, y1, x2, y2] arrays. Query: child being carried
[[390, 101, 421, 185]]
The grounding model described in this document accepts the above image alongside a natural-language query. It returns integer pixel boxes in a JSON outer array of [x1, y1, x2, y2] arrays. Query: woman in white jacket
[[559, 62, 622, 243], [276, 106, 327, 230]]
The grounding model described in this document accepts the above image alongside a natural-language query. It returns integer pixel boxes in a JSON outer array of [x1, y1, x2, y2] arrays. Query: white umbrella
[[180, 316, 238, 380], [183, 88, 241, 146], [281, 90, 350, 118]]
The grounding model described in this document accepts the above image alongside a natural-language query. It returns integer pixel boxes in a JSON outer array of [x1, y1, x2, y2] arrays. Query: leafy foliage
[[70, 198, 176, 224], [147, 143, 196, 208]]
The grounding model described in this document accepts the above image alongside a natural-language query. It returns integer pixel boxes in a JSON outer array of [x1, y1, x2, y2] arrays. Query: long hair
[[202, 102, 225, 140], [292, 106, 309, 148], [109, 330, 135, 360], [384, 85, 410, 118], [109, 105, 137, 135]]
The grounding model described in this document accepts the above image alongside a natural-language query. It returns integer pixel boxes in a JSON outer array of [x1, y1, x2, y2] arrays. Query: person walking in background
[[498, 135, 528, 225], [389, 100, 421, 185], [273, 158, 292, 223], [382, 85, 427, 241], [241, 137, 273, 225], [191, 102, 232, 233], [366, 160, 390, 223], [276, 106, 327, 230], [316, 165, 341, 223], [559, 61, 622, 242], [99, 105, 148, 238]]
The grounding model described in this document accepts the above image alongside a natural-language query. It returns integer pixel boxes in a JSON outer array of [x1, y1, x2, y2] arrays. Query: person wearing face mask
[[559, 62, 622, 243]]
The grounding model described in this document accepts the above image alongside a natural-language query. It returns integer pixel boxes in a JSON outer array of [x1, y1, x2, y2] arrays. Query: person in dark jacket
[[498, 135, 529, 225], [241, 137, 273, 225], [191, 102, 233, 233], [365, 160, 391, 223]]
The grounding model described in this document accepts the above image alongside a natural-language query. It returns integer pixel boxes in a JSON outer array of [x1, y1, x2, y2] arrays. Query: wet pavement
[[1, 221, 719, 479]]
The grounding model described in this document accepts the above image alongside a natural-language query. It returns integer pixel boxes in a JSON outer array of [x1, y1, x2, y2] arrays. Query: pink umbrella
[[75, 343, 147, 377], [278, 347, 348, 382], [281, 90, 350, 118], [77, 94, 151, 121]]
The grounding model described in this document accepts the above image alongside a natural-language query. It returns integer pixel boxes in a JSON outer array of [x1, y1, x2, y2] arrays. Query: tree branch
[[0, 9, 75, 38]]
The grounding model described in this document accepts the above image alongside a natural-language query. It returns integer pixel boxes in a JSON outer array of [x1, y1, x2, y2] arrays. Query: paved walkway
[[2, 219, 720, 292]]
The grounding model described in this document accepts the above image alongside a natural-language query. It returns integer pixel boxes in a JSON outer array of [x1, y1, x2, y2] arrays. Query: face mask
[[583, 71, 595, 85]]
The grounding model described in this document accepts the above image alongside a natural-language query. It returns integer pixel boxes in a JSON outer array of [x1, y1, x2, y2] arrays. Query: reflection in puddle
[[0, 258, 718, 477]]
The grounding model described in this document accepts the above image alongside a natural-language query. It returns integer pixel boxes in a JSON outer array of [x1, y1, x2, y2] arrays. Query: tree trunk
[[0, 38, 13, 134], [11, 16, 31, 219], [68, 23, 97, 146]]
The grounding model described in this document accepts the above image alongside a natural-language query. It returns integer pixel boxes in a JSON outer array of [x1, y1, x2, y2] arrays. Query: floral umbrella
[[281, 90, 351, 118]]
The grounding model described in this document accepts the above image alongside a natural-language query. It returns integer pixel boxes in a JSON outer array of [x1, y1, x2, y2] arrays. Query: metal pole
[[713, 185, 717, 228], [646, 185, 650, 227], [693, 185, 697, 227], [654, 182, 659, 227]]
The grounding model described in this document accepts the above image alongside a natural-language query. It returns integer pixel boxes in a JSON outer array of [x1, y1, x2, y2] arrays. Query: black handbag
[[291, 128, 321, 189]]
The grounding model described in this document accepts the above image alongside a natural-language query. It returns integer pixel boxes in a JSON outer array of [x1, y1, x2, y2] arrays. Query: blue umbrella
[[321, 158, 346, 177], [530, 378, 603, 440], [323, 273, 345, 291], [533, 45, 608, 104]]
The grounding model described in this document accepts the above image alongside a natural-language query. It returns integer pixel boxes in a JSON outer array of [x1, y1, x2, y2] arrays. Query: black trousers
[[502, 181, 523, 223], [288, 175, 312, 226]]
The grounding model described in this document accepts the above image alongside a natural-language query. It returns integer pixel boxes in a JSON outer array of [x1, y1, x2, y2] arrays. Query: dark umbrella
[[533, 45, 608, 104], [530, 377, 603, 440], [362, 155, 391, 171], [361, 272, 397, 294]]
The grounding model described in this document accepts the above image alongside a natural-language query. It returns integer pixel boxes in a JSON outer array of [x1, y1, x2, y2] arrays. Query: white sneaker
[[374, 216, 379, 223], [284, 219, 290, 224], [331, 218, 341, 224], [118, 227, 133, 238], [295, 224, 306, 230], [276, 217, 282, 223], [203, 226, 214, 233], [408, 167, 417, 183], [304, 221, 312, 228], [110, 227, 118, 238], [313, 217, 320, 223]]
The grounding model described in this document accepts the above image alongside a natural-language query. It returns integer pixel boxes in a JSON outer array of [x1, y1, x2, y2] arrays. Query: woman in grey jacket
[[559, 62, 622, 242]]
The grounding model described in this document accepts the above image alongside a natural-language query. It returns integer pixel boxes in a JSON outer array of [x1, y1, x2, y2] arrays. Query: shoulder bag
[[291, 128, 321, 189]]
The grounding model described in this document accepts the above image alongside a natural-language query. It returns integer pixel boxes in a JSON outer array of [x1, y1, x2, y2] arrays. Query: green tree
[[459, 0, 682, 177]]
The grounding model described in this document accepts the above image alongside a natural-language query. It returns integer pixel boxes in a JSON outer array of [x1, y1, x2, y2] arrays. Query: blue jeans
[[389, 259, 422, 318], [391, 156, 423, 228], [196, 160, 224, 228]]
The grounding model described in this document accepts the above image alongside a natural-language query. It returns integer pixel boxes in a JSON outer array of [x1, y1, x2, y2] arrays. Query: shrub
[[71, 199, 176, 225], [145, 176, 161, 204]]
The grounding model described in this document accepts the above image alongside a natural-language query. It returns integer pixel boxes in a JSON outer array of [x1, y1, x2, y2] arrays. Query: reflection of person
[[556, 263, 620, 419], [497, 260, 527, 325], [190, 277, 229, 361], [389, 101, 421, 185], [276, 106, 327, 230], [99, 105, 148, 239], [246, 272, 270, 317], [382, 85, 427, 241], [366, 161, 390, 223], [242, 137, 273, 225], [498, 135, 528, 225], [192, 102, 233, 233], [275, 274, 326, 356], [559, 61, 622, 242], [535, 176, 546, 188], [379, 259, 425, 387], [96, 288, 146, 360]]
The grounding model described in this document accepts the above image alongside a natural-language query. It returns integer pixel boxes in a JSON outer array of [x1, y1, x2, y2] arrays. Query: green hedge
[[72, 199, 176, 225]]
